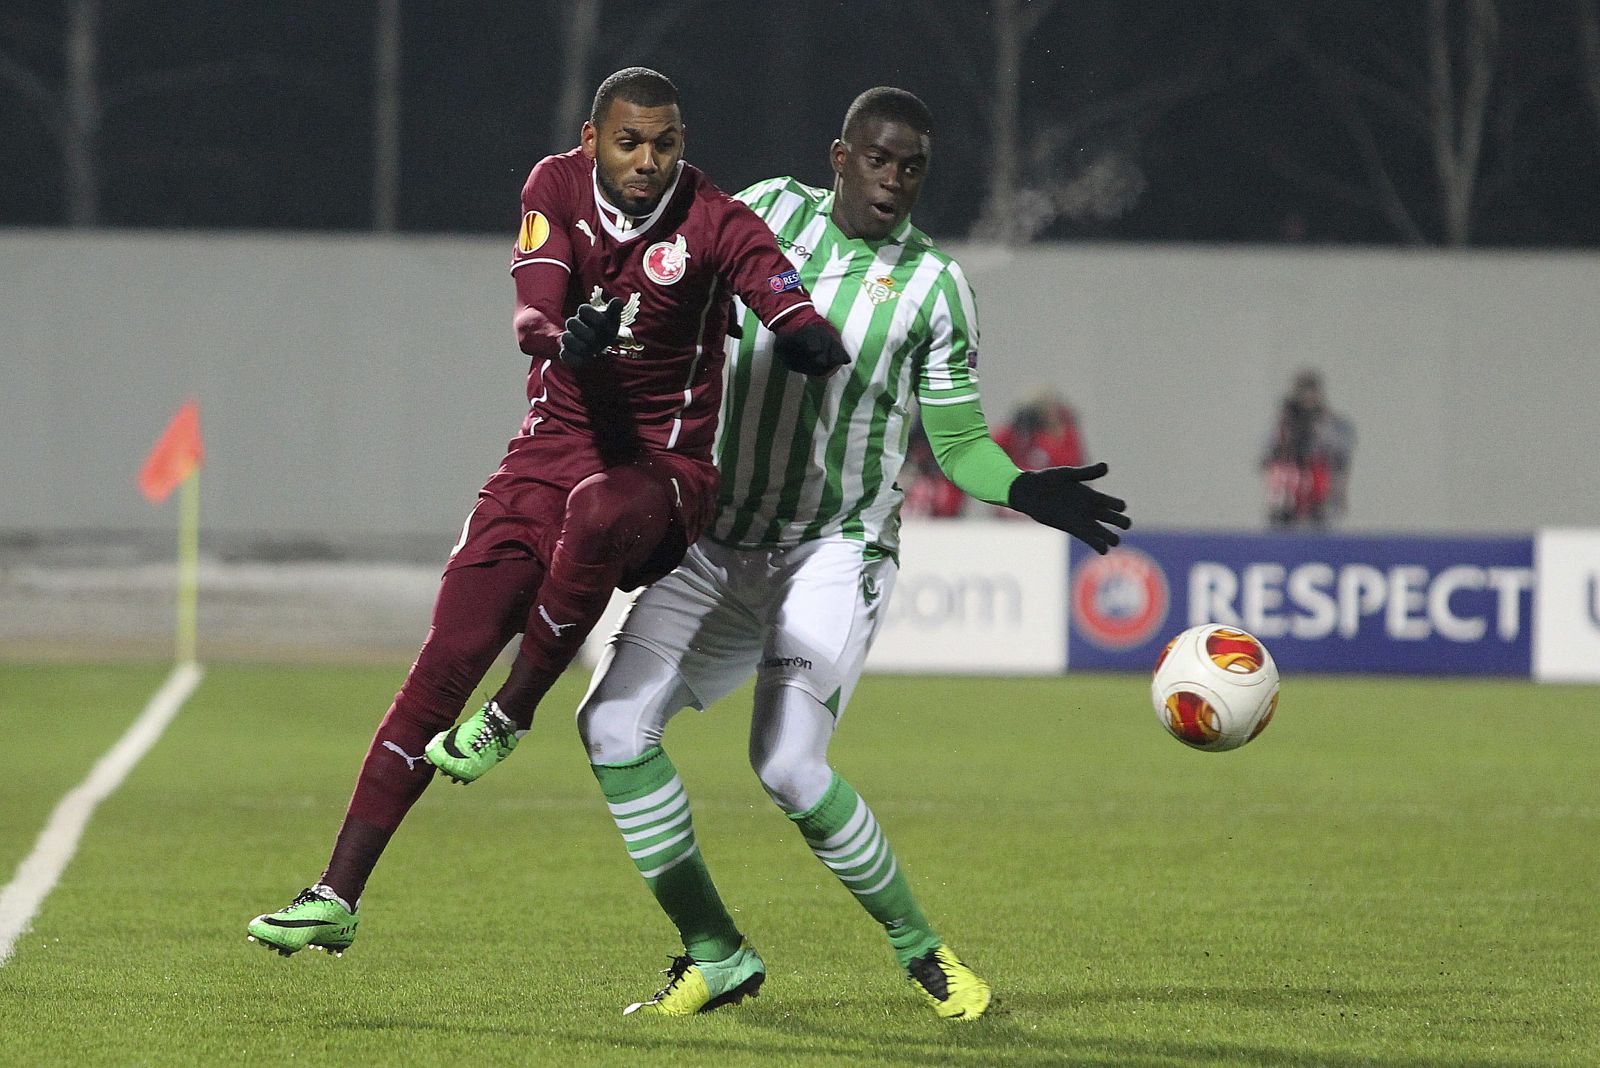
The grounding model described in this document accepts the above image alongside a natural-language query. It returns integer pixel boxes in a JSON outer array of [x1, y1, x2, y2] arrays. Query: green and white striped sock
[[790, 773, 940, 965], [592, 746, 741, 963]]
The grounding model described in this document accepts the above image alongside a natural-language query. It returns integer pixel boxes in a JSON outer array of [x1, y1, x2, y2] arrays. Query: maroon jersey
[[508, 149, 824, 466]]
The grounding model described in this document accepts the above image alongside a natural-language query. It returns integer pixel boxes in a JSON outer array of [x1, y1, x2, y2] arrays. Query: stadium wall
[[3, 231, 1598, 545]]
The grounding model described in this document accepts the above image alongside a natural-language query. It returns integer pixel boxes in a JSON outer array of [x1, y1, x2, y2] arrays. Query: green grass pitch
[[1, 662, 1596, 1066]]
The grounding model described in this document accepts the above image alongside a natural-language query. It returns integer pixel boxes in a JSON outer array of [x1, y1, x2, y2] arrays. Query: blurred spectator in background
[[1262, 370, 1355, 528], [901, 420, 965, 518], [995, 390, 1085, 470], [901, 390, 1092, 520], [987, 391, 1086, 519]]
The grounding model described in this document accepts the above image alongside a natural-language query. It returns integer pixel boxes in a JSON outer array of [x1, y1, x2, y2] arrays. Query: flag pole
[[139, 399, 204, 665], [176, 469, 200, 666]]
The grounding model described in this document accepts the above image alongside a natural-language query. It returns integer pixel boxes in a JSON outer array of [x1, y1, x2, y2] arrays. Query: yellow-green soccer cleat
[[246, 887, 359, 957], [425, 701, 519, 784], [906, 944, 992, 1020], [623, 941, 766, 1016]]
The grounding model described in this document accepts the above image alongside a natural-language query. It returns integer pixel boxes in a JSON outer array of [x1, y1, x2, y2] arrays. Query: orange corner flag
[[139, 401, 204, 504]]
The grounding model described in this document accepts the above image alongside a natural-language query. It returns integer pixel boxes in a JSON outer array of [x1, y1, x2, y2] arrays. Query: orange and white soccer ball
[[1151, 624, 1280, 752]]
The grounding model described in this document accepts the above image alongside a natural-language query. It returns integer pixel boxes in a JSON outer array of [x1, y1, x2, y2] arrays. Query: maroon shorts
[[445, 436, 719, 590]]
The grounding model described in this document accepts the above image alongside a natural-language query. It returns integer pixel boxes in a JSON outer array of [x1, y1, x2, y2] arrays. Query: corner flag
[[139, 401, 204, 503], [140, 401, 204, 664]]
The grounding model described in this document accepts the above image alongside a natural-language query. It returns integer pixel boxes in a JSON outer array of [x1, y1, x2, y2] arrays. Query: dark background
[[3, 0, 1597, 245]]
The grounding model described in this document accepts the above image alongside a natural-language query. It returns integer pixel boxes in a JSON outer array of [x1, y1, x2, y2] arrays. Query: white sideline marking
[[0, 661, 203, 965]]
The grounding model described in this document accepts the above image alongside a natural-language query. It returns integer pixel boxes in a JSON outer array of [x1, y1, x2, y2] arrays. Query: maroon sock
[[320, 704, 440, 904], [494, 555, 618, 729], [319, 558, 540, 903]]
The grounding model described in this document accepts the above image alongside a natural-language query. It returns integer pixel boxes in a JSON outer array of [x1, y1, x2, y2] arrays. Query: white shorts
[[607, 536, 897, 715]]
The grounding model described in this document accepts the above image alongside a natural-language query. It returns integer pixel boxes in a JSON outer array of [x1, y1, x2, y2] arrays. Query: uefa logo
[[1071, 547, 1170, 649]]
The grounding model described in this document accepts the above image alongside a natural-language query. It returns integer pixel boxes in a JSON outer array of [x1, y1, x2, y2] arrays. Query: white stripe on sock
[[608, 776, 685, 817], [619, 803, 692, 845], [612, 787, 688, 832], [638, 842, 700, 880], [851, 857, 900, 897], [806, 797, 870, 851], [627, 826, 695, 863]]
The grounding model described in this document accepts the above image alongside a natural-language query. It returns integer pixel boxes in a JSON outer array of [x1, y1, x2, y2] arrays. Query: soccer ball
[[1151, 624, 1280, 752]]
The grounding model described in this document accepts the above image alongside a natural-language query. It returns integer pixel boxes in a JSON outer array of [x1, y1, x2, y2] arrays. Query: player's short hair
[[841, 87, 933, 143], [591, 67, 680, 127]]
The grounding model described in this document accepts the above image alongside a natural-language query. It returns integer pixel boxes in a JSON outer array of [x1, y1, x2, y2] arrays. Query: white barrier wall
[[1533, 529, 1600, 683], [867, 522, 1065, 674], [4, 232, 1599, 540]]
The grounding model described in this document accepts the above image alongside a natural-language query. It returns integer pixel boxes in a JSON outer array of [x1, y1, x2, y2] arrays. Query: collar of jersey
[[815, 189, 915, 249], [591, 160, 686, 242]]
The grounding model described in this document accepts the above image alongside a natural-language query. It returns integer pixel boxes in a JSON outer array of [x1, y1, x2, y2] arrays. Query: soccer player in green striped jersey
[[577, 88, 1129, 1020]]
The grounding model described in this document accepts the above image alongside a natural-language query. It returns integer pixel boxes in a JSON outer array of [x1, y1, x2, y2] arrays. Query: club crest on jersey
[[861, 275, 899, 305], [517, 211, 550, 254], [643, 234, 691, 285]]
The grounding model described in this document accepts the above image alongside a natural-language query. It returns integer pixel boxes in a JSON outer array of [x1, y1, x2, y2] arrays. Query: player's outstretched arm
[[920, 398, 1131, 555], [716, 195, 844, 375]]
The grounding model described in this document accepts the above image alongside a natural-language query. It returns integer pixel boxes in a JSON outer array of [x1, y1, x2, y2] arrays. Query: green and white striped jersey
[[711, 177, 981, 551]]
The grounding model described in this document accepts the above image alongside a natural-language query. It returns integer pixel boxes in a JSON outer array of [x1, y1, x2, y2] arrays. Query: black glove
[[1008, 462, 1131, 554], [559, 298, 624, 369], [772, 321, 851, 377]]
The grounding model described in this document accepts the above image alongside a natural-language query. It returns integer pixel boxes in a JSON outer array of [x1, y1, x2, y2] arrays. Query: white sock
[[312, 883, 356, 914]]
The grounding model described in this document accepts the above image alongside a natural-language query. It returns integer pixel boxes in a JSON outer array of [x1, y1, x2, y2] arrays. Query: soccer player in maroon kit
[[247, 67, 849, 956]]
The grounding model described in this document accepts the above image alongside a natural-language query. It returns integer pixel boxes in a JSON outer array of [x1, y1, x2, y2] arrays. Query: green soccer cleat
[[246, 886, 359, 957], [623, 941, 766, 1016], [425, 701, 520, 784], [906, 944, 992, 1021]]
